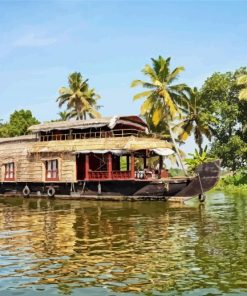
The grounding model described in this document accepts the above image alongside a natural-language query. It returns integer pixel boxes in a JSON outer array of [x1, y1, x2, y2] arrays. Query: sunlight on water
[[0, 192, 247, 295]]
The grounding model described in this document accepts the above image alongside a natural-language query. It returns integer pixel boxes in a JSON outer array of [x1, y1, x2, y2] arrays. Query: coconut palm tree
[[57, 111, 69, 121], [64, 88, 101, 120], [131, 56, 188, 173], [237, 75, 247, 100], [57, 72, 101, 120], [174, 87, 214, 153]]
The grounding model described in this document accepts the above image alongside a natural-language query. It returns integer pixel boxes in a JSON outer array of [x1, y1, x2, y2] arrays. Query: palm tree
[[64, 88, 101, 120], [237, 75, 247, 100], [131, 56, 188, 173], [57, 111, 69, 121], [174, 87, 214, 153], [57, 72, 101, 120]]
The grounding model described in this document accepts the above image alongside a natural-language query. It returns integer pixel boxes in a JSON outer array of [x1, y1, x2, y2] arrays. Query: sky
[[0, 0, 246, 153]]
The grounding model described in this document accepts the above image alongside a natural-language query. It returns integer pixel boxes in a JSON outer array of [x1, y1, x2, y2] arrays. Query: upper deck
[[28, 115, 149, 142]]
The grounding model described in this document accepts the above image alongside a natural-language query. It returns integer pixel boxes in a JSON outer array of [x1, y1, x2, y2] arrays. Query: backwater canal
[[0, 192, 246, 296]]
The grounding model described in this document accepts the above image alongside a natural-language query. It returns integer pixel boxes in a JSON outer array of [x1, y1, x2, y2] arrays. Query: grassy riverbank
[[215, 170, 247, 192]]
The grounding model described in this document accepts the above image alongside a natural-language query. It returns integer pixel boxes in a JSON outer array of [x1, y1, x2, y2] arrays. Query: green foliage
[[184, 146, 215, 174], [131, 56, 215, 166], [57, 111, 69, 121], [200, 68, 247, 171], [237, 74, 247, 100], [168, 168, 184, 177], [174, 87, 216, 152], [215, 169, 247, 192], [0, 110, 39, 137], [210, 135, 247, 172]]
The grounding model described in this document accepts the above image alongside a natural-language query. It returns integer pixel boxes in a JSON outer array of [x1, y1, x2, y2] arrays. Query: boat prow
[[173, 159, 221, 201]]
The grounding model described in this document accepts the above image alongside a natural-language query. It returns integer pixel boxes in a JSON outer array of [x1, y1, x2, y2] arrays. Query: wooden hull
[[0, 160, 220, 201]]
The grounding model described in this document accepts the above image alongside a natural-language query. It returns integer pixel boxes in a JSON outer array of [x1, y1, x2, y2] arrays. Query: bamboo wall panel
[[0, 141, 76, 183]]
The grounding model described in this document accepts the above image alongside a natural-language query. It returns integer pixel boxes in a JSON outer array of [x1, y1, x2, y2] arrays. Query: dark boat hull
[[175, 160, 221, 199], [0, 160, 220, 201]]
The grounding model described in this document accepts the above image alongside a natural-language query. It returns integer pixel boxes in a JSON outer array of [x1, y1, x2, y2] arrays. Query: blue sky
[[0, 0, 246, 153]]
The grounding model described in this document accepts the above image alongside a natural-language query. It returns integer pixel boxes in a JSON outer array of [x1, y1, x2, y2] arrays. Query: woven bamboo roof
[[0, 134, 36, 144], [28, 116, 148, 133], [29, 136, 173, 153]]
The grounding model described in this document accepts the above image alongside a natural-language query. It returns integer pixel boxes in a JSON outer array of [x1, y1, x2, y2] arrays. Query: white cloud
[[14, 33, 57, 48]]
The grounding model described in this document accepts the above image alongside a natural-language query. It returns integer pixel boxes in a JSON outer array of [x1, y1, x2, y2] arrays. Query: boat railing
[[86, 170, 160, 180], [89, 171, 109, 180], [88, 170, 133, 180], [39, 129, 146, 142]]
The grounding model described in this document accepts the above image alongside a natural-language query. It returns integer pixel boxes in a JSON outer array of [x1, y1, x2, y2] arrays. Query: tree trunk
[[168, 123, 187, 176]]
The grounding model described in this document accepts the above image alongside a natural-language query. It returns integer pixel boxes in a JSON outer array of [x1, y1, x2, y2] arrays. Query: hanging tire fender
[[23, 186, 30, 197], [198, 193, 206, 202], [47, 187, 56, 198]]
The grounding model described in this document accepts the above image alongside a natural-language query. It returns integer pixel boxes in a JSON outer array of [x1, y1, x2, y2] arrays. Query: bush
[[215, 169, 247, 192]]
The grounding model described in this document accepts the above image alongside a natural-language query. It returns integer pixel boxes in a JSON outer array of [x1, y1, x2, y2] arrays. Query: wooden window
[[45, 159, 59, 181], [5, 162, 15, 181]]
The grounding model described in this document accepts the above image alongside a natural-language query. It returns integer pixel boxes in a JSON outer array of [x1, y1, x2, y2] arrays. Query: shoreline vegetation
[[214, 171, 247, 193], [0, 55, 247, 190]]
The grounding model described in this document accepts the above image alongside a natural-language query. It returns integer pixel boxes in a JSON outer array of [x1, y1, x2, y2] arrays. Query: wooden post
[[107, 153, 112, 179], [126, 155, 130, 171], [131, 153, 135, 179], [159, 155, 163, 170], [85, 154, 89, 180], [143, 154, 147, 169]]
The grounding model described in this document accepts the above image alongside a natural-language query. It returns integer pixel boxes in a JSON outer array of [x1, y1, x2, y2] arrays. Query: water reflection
[[0, 193, 246, 295]]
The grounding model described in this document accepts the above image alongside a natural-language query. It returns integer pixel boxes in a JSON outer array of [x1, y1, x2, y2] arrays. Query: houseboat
[[0, 115, 220, 201]]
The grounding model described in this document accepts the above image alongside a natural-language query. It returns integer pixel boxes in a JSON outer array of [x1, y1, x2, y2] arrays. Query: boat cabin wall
[[0, 141, 77, 183]]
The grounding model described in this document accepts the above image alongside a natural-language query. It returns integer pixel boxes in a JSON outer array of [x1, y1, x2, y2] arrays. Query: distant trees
[[0, 110, 39, 137], [131, 56, 216, 172], [132, 56, 247, 172], [57, 72, 101, 120]]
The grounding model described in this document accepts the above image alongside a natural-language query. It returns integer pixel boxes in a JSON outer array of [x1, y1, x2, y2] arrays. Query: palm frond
[[140, 97, 154, 115], [142, 64, 158, 82], [133, 90, 153, 101], [152, 108, 164, 126], [168, 67, 185, 83]]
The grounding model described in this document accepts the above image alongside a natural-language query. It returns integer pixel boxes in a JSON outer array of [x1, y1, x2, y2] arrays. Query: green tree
[[0, 110, 40, 137], [200, 68, 247, 171], [57, 72, 101, 120], [210, 135, 247, 172], [131, 56, 188, 173]]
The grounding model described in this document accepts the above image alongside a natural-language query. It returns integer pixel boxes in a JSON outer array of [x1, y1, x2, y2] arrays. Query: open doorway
[[76, 154, 85, 180]]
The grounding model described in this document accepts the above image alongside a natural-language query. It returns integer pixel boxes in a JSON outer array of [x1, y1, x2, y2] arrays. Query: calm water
[[0, 192, 246, 296]]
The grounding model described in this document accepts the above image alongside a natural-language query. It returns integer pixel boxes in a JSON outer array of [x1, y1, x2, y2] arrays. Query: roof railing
[[39, 129, 147, 142]]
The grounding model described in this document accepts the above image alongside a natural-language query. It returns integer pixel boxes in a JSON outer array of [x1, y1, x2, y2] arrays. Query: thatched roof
[[28, 116, 148, 133], [0, 134, 36, 144], [29, 136, 173, 153]]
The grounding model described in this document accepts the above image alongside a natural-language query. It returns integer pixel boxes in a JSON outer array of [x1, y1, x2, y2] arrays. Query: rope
[[197, 173, 204, 195]]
